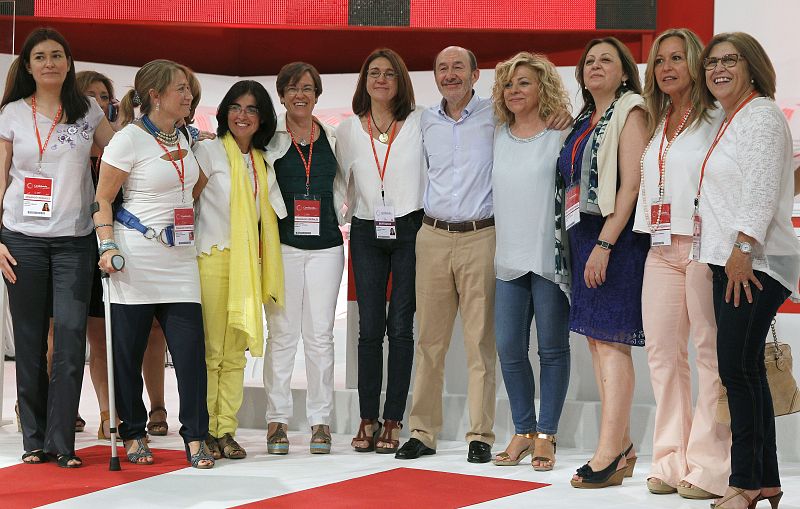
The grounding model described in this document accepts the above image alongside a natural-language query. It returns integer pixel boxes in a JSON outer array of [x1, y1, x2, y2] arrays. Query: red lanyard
[[569, 118, 598, 184], [287, 122, 315, 194], [153, 136, 186, 198], [695, 91, 758, 207], [367, 114, 398, 195], [248, 150, 259, 199], [31, 95, 63, 164]]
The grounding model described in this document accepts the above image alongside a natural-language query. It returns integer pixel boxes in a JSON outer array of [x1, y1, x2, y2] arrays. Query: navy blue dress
[[557, 116, 648, 346]]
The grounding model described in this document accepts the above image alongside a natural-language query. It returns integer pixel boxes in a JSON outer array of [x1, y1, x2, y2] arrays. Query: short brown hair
[[492, 52, 570, 126], [699, 31, 776, 110], [351, 48, 415, 121], [76, 70, 115, 100], [575, 37, 642, 117], [276, 61, 323, 99]]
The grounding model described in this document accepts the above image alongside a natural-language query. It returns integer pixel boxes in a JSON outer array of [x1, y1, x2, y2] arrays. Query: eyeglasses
[[228, 104, 259, 116], [703, 53, 745, 70], [367, 69, 397, 81], [285, 85, 315, 96]]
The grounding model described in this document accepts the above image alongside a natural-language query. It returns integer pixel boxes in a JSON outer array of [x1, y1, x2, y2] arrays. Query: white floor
[[2, 363, 800, 508]]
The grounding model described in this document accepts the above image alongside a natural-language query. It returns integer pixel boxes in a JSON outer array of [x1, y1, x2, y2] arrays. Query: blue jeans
[[495, 272, 570, 435]]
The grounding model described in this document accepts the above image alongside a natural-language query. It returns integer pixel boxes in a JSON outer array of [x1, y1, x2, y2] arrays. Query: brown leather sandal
[[351, 419, 381, 452], [146, 406, 168, 436], [310, 425, 332, 454], [205, 434, 222, 459], [375, 419, 402, 454], [532, 433, 556, 471], [218, 433, 247, 459]]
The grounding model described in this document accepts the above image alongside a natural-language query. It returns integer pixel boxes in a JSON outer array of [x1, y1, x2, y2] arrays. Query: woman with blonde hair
[[489, 52, 571, 471]]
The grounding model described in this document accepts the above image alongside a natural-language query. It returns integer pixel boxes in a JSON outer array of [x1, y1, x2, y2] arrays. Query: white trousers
[[264, 244, 344, 427]]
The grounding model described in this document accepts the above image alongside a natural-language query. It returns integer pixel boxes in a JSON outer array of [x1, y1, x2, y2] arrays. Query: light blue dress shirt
[[421, 92, 495, 222]]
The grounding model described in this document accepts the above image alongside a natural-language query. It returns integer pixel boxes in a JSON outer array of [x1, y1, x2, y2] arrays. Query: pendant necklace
[[370, 110, 395, 144]]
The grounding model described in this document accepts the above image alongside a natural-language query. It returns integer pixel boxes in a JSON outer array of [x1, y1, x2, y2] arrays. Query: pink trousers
[[642, 235, 731, 496]]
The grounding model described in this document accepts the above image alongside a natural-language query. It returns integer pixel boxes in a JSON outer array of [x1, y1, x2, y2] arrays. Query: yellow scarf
[[223, 133, 284, 357]]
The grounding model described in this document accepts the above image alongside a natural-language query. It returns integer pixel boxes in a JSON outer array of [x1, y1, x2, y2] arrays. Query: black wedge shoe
[[570, 453, 625, 489]]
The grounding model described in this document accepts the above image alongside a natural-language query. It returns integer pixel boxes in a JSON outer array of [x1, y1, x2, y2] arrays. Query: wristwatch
[[734, 240, 753, 255], [596, 239, 613, 250]]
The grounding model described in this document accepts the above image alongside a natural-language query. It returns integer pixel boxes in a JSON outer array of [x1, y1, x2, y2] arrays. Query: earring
[[750, 79, 754, 84], [155, 101, 160, 112], [622, 80, 628, 88]]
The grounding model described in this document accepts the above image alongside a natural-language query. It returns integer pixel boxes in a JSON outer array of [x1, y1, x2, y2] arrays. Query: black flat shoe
[[395, 438, 435, 460], [21, 450, 48, 464], [570, 454, 625, 489], [56, 454, 83, 468], [467, 440, 492, 463]]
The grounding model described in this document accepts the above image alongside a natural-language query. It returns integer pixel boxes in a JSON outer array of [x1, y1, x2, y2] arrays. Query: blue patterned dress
[[557, 116, 648, 346]]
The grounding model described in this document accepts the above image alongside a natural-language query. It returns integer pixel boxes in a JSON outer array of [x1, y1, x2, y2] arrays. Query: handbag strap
[[769, 318, 783, 360]]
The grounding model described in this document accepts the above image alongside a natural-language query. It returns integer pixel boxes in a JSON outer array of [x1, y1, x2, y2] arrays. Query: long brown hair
[[351, 48, 415, 121]]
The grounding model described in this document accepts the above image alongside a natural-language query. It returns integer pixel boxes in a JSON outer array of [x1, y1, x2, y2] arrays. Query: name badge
[[650, 201, 671, 247], [23, 176, 54, 218], [374, 199, 396, 240], [691, 213, 702, 261], [173, 206, 195, 246], [294, 195, 321, 236], [565, 184, 580, 230]]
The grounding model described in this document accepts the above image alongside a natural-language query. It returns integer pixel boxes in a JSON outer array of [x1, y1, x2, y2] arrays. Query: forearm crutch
[[101, 254, 125, 471]]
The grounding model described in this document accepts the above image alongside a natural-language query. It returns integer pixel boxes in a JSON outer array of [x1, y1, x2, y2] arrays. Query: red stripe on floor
[[235, 467, 547, 508], [0, 445, 188, 508]]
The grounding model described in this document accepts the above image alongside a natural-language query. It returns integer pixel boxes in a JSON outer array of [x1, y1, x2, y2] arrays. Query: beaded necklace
[[141, 115, 180, 146], [639, 104, 693, 233]]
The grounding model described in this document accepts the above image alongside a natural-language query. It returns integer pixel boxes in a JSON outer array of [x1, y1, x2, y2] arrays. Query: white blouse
[[334, 108, 426, 221], [698, 98, 800, 297], [634, 109, 723, 236], [0, 98, 104, 237]]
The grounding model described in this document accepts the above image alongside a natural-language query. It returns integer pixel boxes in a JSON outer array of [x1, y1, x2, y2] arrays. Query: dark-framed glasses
[[228, 104, 259, 116], [703, 53, 745, 70]]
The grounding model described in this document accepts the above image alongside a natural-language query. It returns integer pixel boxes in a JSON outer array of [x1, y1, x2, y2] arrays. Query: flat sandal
[[218, 433, 247, 459]]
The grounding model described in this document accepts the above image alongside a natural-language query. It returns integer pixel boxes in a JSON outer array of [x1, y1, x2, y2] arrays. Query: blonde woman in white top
[[335, 48, 426, 455], [634, 28, 730, 500], [696, 32, 799, 509]]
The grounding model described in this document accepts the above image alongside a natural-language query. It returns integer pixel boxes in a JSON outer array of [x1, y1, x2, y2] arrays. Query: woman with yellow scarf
[[193, 80, 283, 459]]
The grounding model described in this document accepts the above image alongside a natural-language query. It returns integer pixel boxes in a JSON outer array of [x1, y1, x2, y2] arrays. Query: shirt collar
[[437, 90, 481, 120]]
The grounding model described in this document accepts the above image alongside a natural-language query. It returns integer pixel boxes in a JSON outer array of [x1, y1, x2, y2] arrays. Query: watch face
[[738, 241, 752, 253]]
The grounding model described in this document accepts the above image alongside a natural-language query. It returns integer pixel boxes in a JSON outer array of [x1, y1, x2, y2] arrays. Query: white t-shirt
[[334, 108, 426, 221], [101, 124, 202, 304], [0, 98, 104, 237], [634, 108, 724, 236], [698, 98, 800, 297], [493, 125, 564, 286]]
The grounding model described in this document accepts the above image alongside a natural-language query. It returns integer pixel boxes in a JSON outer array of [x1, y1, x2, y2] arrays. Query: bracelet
[[94, 223, 113, 230], [98, 240, 119, 255], [596, 239, 613, 250]]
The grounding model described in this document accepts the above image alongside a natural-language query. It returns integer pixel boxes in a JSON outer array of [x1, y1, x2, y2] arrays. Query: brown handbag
[[716, 319, 800, 425]]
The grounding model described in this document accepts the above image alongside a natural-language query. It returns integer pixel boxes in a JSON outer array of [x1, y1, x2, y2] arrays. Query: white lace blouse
[[697, 98, 800, 298]]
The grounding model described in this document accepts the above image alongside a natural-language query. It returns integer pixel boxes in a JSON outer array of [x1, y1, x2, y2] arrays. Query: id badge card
[[173, 206, 195, 246], [374, 199, 396, 240], [23, 176, 54, 218], [650, 200, 672, 247], [565, 184, 580, 230], [294, 194, 321, 236], [691, 213, 702, 261]]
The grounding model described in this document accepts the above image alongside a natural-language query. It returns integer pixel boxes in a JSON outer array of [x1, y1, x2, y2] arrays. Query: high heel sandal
[[125, 437, 154, 464], [75, 414, 86, 433], [647, 477, 677, 494], [351, 419, 381, 453], [622, 443, 636, 478], [747, 491, 783, 509], [310, 425, 332, 454], [532, 433, 556, 471], [375, 420, 402, 454], [98, 411, 111, 440], [710, 487, 754, 508], [266, 422, 289, 455], [493, 433, 534, 466], [185, 441, 215, 469], [570, 453, 625, 489]]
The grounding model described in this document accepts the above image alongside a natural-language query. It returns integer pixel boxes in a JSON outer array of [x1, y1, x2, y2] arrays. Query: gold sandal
[[532, 433, 556, 471], [493, 433, 534, 466]]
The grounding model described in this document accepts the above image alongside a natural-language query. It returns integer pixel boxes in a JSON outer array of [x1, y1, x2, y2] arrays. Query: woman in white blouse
[[489, 52, 571, 471], [335, 48, 426, 455], [93, 59, 214, 469], [193, 80, 282, 461], [0, 28, 114, 468], [697, 32, 800, 509], [634, 28, 730, 500]]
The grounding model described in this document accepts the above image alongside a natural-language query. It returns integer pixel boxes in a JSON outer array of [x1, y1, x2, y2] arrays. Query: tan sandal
[[351, 419, 381, 452], [532, 433, 556, 471], [205, 434, 222, 459], [218, 433, 247, 459], [266, 422, 289, 455], [647, 477, 677, 494], [493, 433, 534, 466], [623, 443, 636, 478], [711, 487, 755, 508], [310, 425, 332, 454], [375, 420, 401, 454]]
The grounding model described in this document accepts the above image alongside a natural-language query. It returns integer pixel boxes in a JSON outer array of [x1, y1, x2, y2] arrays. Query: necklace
[[141, 115, 179, 146], [370, 110, 395, 144], [288, 118, 313, 146]]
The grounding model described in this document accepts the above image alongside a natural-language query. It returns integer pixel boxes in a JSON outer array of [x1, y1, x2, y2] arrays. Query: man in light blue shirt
[[395, 46, 497, 464]]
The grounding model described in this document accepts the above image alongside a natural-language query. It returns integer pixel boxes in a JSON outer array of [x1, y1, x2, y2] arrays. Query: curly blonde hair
[[492, 52, 570, 126]]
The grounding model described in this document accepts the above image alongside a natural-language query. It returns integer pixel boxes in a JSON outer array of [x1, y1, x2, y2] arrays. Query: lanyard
[[248, 150, 259, 199], [695, 91, 758, 209], [287, 122, 315, 194], [367, 114, 398, 200], [569, 118, 598, 184], [31, 95, 63, 166], [153, 136, 186, 201]]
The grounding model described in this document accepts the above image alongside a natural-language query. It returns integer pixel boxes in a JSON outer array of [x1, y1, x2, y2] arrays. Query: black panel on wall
[[349, 0, 410, 26], [1, 0, 34, 16], [596, 0, 656, 30]]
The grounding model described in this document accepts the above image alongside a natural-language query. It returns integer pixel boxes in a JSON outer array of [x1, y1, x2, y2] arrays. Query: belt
[[423, 214, 494, 232]]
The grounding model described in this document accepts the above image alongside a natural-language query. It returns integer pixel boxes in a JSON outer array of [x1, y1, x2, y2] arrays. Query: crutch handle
[[101, 254, 126, 278]]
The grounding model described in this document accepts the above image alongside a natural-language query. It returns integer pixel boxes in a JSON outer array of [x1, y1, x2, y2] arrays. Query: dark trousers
[[2, 228, 93, 456], [710, 265, 790, 489], [350, 209, 423, 421], [111, 302, 208, 443]]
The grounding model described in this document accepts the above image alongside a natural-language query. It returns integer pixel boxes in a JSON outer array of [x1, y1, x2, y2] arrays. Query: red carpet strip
[[235, 467, 548, 508], [0, 445, 189, 508]]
